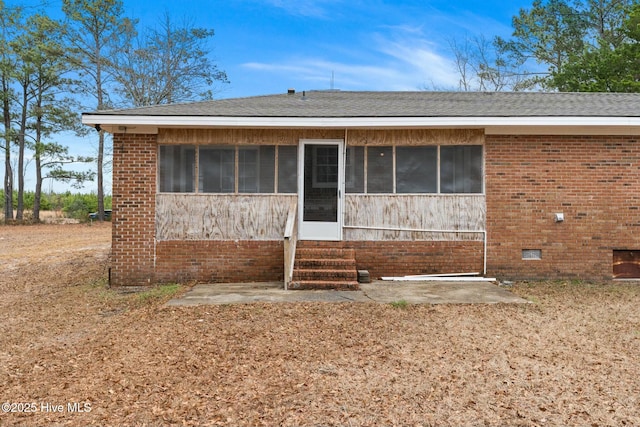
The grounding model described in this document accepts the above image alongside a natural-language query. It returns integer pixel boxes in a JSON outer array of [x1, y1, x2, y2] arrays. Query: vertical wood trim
[[392, 145, 397, 194], [194, 146, 200, 193], [363, 146, 368, 193], [234, 146, 239, 193], [274, 146, 280, 193], [437, 146, 441, 193]]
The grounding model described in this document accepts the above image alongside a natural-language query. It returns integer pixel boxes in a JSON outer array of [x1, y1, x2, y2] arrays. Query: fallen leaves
[[1, 224, 640, 426]]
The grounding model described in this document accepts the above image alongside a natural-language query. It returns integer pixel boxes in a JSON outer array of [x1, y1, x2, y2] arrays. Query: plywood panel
[[344, 194, 485, 241], [158, 128, 482, 147], [158, 128, 346, 145], [348, 129, 484, 146], [158, 129, 234, 145], [157, 194, 296, 240]]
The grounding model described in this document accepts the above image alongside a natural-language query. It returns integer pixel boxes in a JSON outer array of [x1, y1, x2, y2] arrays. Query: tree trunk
[[95, 43, 105, 222], [16, 83, 28, 221], [3, 139, 12, 222], [34, 155, 42, 222], [3, 76, 12, 222], [33, 112, 43, 223], [16, 134, 24, 221]]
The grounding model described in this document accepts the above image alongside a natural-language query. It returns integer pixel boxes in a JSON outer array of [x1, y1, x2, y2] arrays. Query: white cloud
[[372, 33, 459, 89], [259, 0, 345, 18], [241, 28, 459, 92]]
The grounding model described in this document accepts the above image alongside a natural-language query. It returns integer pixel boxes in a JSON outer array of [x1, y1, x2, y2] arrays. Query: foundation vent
[[522, 249, 542, 260]]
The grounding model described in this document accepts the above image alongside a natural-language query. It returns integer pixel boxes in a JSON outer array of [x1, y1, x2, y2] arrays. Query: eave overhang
[[81, 114, 640, 136]]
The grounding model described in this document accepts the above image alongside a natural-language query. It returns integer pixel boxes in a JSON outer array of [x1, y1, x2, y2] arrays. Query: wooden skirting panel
[[157, 194, 485, 241], [156, 194, 296, 241], [344, 194, 485, 241]]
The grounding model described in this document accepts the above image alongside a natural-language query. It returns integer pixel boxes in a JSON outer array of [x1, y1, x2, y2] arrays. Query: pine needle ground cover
[[1, 224, 639, 426]]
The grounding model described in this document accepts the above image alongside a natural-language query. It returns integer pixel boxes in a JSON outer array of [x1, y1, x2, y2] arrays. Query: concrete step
[[289, 280, 360, 291]]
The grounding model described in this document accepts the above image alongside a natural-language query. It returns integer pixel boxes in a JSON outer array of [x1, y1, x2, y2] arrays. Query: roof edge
[[82, 114, 640, 129]]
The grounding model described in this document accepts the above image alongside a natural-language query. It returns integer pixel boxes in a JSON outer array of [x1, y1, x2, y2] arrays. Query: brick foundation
[[155, 240, 285, 283], [298, 240, 484, 279], [150, 240, 484, 284], [486, 135, 640, 280]]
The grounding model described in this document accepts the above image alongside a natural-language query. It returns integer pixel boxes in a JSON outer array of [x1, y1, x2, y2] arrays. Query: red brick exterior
[[111, 133, 158, 286], [150, 239, 483, 284], [155, 240, 284, 283], [110, 131, 640, 286], [485, 135, 640, 280]]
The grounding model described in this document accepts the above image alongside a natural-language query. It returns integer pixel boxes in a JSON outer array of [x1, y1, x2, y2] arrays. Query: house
[[81, 91, 640, 288]]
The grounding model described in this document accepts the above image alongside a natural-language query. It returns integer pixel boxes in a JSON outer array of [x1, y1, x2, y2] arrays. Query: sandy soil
[[1, 223, 640, 426]]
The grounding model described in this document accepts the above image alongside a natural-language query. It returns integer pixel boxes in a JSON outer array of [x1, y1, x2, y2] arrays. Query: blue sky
[[126, 0, 529, 98], [8, 0, 534, 194]]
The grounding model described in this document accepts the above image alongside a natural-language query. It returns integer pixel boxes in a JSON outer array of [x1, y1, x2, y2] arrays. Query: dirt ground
[[1, 224, 640, 426]]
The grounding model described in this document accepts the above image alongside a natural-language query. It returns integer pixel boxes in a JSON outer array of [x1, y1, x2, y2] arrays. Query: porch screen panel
[[396, 146, 437, 193], [440, 145, 483, 193], [258, 146, 275, 192], [159, 145, 195, 192], [346, 146, 364, 193], [277, 146, 298, 193], [199, 146, 235, 193], [238, 146, 275, 193], [367, 146, 393, 193]]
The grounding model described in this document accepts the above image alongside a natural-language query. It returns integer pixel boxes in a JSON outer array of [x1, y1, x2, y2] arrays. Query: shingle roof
[[87, 91, 640, 118]]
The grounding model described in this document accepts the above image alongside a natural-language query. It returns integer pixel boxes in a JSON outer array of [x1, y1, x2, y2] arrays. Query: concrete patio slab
[[167, 280, 529, 306]]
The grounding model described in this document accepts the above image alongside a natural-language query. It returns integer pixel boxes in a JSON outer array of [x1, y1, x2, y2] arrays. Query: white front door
[[298, 139, 344, 240]]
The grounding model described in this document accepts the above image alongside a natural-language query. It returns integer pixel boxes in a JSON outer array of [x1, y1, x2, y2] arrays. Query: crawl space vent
[[522, 249, 542, 260]]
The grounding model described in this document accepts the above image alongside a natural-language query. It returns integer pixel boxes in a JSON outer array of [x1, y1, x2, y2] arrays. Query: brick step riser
[[289, 281, 360, 291], [293, 245, 359, 290], [295, 249, 355, 259], [293, 270, 358, 281], [294, 259, 356, 269]]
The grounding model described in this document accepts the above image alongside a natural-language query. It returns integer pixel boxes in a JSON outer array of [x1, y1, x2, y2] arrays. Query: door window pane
[[440, 145, 483, 193], [396, 146, 437, 193], [312, 145, 338, 187], [367, 146, 393, 193], [159, 145, 195, 192], [199, 146, 235, 193]]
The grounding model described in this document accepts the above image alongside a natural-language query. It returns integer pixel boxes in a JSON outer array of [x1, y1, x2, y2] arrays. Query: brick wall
[[299, 240, 484, 278], [485, 135, 640, 280], [112, 131, 640, 285], [152, 240, 482, 284], [111, 133, 158, 286], [155, 240, 284, 283]]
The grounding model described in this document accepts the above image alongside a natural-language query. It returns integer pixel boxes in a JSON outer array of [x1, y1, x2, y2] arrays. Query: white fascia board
[[81, 114, 640, 131]]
